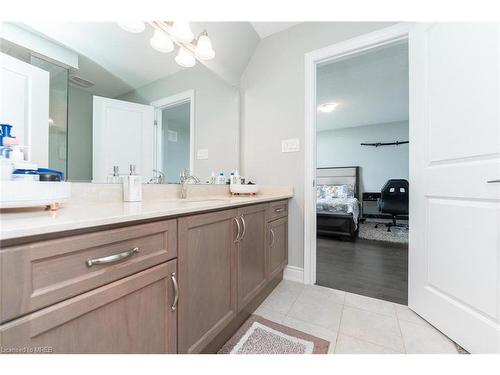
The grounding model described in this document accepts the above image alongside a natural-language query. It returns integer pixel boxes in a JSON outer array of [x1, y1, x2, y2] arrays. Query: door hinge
[[313, 179, 316, 187], [154, 120, 158, 126]]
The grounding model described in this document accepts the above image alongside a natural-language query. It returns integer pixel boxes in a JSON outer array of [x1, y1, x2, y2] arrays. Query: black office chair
[[375, 179, 409, 232]]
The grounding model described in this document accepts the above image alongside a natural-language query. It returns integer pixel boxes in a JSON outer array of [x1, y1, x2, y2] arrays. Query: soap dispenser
[[123, 164, 142, 202]]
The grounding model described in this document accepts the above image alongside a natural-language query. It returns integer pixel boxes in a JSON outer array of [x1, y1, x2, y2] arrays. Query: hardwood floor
[[316, 236, 408, 305]]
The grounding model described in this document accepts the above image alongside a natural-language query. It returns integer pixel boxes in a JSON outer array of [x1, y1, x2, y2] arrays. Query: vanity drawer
[[0, 219, 177, 323], [267, 200, 288, 222]]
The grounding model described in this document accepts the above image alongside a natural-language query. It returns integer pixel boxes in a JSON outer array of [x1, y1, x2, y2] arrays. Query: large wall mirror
[[1, 22, 241, 184]]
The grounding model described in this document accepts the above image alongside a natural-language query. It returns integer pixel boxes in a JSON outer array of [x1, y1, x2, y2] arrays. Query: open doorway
[[151, 90, 195, 184], [313, 41, 409, 304]]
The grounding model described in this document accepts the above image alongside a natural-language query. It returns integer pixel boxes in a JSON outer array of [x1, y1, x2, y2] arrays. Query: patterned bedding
[[316, 184, 360, 228]]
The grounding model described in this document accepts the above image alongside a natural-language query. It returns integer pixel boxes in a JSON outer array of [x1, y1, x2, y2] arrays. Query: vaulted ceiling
[[19, 22, 300, 98]]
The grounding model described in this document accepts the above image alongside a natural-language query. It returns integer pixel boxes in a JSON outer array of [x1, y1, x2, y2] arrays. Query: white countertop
[[0, 193, 292, 241]]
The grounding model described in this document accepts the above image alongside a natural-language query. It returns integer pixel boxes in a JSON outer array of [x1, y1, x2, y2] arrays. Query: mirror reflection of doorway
[[159, 101, 191, 183]]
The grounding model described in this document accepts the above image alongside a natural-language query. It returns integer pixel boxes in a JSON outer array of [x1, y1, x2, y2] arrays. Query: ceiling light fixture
[[317, 102, 339, 113], [118, 22, 146, 33], [150, 29, 174, 53], [175, 47, 196, 67], [118, 21, 215, 67], [169, 21, 194, 43], [194, 31, 215, 60]]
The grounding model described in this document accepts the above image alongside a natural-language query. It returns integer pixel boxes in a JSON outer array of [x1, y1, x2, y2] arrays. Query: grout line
[[394, 304, 407, 354], [333, 304, 346, 353]]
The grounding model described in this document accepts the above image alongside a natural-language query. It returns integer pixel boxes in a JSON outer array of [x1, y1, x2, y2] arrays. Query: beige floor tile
[[282, 316, 338, 345], [254, 306, 286, 324], [399, 320, 458, 354], [302, 284, 346, 305], [287, 298, 343, 331], [394, 304, 430, 326], [260, 287, 301, 314], [339, 306, 405, 352], [335, 334, 402, 354], [344, 292, 397, 317]]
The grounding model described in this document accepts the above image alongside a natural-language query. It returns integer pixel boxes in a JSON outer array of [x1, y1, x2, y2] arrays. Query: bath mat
[[358, 219, 408, 243], [218, 315, 329, 354]]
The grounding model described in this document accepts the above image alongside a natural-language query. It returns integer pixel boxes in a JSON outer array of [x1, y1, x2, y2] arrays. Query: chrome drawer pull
[[86, 247, 139, 267], [270, 229, 276, 247], [274, 207, 285, 213], [171, 272, 179, 311], [240, 215, 246, 240], [487, 179, 500, 183], [234, 217, 242, 242]]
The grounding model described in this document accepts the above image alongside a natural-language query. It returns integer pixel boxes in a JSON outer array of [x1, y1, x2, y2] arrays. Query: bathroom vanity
[[0, 194, 290, 354]]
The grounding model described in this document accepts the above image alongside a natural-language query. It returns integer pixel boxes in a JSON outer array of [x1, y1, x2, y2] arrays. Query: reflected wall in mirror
[[1, 22, 241, 184]]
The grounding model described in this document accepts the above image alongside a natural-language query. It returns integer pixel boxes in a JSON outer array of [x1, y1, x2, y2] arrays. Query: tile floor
[[254, 280, 460, 354]]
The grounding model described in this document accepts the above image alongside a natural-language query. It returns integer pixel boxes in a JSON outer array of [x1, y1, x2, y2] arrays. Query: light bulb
[[118, 22, 146, 33], [195, 34, 215, 60], [150, 29, 174, 53], [175, 47, 196, 67], [169, 21, 194, 43]]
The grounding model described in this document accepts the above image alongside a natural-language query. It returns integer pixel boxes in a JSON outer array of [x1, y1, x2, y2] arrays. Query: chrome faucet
[[180, 169, 200, 199], [148, 169, 165, 184]]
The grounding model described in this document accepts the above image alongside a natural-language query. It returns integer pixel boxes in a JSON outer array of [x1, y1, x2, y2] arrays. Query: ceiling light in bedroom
[[317, 102, 339, 113]]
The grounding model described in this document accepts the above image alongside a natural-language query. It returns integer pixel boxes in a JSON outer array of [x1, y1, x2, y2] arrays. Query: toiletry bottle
[[217, 171, 225, 185], [123, 164, 142, 202], [229, 171, 235, 185], [234, 169, 241, 185], [209, 171, 216, 184]]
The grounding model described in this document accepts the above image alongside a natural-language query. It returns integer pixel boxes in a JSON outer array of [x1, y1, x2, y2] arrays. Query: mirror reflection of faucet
[[148, 169, 165, 184]]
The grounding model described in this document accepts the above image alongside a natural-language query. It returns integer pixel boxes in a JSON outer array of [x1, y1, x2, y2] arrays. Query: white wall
[[240, 22, 395, 269], [317, 121, 409, 194], [119, 64, 239, 182], [67, 85, 93, 181]]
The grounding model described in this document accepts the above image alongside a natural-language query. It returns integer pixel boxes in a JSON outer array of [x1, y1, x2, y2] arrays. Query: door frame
[[303, 23, 413, 285], [150, 89, 195, 178]]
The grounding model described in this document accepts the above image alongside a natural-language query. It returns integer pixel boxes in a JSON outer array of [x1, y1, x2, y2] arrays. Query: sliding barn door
[[409, 23, 500, 353]]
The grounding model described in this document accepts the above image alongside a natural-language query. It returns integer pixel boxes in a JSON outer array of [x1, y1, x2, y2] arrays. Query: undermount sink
[[181, 198, 231, 203]]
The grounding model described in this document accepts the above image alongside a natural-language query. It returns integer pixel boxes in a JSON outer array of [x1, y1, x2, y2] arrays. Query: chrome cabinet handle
[[274, 207, 285, 213], [487, 179, 500, 183], [240, 215, 246, 240], [270, 228, 275, 247], [170, 272, 179, 311], [234, 217, 242, 242], [171, 272, 179, 311], [86, 247, 139, 267]]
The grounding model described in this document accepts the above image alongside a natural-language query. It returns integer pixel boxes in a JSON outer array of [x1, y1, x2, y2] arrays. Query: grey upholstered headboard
[[316, 166, 360, 198]]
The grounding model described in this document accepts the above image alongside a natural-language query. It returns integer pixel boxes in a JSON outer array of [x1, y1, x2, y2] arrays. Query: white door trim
[[150, 89, 195, 176], [303, 23, 413, 285]]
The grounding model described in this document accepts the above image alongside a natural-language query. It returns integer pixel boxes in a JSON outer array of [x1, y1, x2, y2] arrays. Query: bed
[[316, 166, 360, 240]]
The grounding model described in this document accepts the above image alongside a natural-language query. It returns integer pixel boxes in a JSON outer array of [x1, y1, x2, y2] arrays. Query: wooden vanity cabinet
[[0, 199, 289, 354], [0, 261, 178, 354], [267, 216, 288, 280], [236, 204, 268, 311], [177, 209, 238, 354]]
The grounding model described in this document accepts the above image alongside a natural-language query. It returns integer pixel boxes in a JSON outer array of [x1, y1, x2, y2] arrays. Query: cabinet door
[[237, 204, 268, 310], [0, 261, 178, 353], [268, 217, 288, 280], [178, 209, 238, 354]]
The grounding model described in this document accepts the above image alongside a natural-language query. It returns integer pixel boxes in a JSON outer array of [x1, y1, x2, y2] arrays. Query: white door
[[0, 52, 49, 167], [92, 96, 154, 183], [409, 23, 500, 353]]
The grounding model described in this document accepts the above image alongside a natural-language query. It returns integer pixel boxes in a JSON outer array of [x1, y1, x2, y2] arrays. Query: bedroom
[[315, 41, 409, 304]]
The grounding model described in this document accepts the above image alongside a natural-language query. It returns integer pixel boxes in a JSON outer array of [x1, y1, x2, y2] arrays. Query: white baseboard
[[283, 265, 304, 283]]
